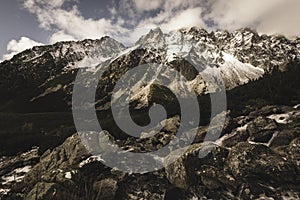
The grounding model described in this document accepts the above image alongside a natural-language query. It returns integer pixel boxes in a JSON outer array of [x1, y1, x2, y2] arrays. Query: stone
[[93, 178, 118, 200], [228, 142, 296, 183]]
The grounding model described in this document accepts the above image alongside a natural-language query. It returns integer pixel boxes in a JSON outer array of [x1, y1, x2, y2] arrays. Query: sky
[[1, 0, 300, 61]]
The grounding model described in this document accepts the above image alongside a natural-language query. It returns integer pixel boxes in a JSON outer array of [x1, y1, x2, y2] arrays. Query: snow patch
[[0, 188, 10, 195], [30, 84, 63, 101], [79, 156, 105, 168], [237, 124, 248, 132], [293, 104, 300, 109], [65, 172, 72, 179], [220, 52, 265, 89], [64, 170, 77, 179], [1, 165, 32, 185], [267, 113, 290, 124], [15, 165, 31, 174]]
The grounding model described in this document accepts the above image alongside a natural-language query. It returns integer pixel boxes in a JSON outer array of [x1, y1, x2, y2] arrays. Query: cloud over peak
[[2, 37, 43, 61]]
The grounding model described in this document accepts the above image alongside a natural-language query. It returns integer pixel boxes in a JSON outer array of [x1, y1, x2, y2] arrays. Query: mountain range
[[0, 27, 299, 199]]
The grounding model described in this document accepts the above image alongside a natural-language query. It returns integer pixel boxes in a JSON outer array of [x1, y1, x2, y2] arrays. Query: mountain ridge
[[0, 27, 299, 113]]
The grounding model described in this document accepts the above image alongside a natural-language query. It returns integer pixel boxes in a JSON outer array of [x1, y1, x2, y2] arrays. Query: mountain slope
[[0, 27, 299, 113]]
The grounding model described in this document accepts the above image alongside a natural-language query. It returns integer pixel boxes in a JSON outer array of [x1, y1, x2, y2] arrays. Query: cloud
[[160, 7, 206, 31], [204, 0, 300, 37], [21, 0, 300, 41], [255, 0, 300, 37], [133, 0, 164, 12], [130, 0, 300, 38], [204, 0, 285, 30], [23, 0, 129, 41], [49, 31, 76, 44], [3, 37, 43, 60]]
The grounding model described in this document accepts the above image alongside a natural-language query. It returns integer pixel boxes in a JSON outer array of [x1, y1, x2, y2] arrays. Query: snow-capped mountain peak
[[136, 27, 164, 46], [0, 27, 299, 111]]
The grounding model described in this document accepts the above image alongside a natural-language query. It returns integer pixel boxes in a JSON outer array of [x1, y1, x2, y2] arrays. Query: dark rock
[[228, 142, 296, 183], [247, 116, 277, 135], [25, 182, 56, 200], [0, 147, 39, 178], [0, 147, 40, 198], [164, 187, 190, 200], [165, 143, 230, 189], [249, 130, 274, 143], [115, 173, 169, 200], [247, 116, 277, 143], [93, 178, 118, 200], [273, 137, 300, 176], [269, 129, 299, 148], [249, 105, 281, 117], [222, 128, 250, 148]]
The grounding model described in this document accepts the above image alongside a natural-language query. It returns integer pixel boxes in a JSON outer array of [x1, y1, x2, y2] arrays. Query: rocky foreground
[[1, 104, 299, 200]]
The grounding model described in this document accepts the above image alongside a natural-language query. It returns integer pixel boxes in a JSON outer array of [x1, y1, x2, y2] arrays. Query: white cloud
[[44, 0, 70, 8], [142, 0, 300, 38], [23, 0, 129, 41], [3, 0, 300, 61], [20, 0, 300, 39], [204, 0, 300, 38], [134, 0, 164, 12], [49, 31, 76, 44], [21, 0, 300, 42], [160, 7, 205, 31], [3, 37, 43, 60], [256, 0, 300, 37], [205, 0, 285, 30]]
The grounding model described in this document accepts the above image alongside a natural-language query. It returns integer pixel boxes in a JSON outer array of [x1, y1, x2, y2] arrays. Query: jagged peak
[[188, 26, 208, 35], [234, 27, 258, 35], [149, 27, 163, 34], [135, 27, 165, 46], [2, 36, 126, 64], [2, 26, 299, 66]]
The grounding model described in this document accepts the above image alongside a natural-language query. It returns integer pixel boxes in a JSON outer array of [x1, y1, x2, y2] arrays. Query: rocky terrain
[[0, 27, 299, 199], [1, 104, 299, 199]]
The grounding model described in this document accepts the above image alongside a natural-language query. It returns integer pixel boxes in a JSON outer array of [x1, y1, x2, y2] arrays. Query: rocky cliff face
[[0, 27, 300, 199]]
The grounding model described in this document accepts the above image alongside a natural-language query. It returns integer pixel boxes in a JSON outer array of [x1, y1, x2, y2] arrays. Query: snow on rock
[[220, 53, 265, 89], [0, 189, 10, 195], [30, 84, 63, 102], [2, 27, 299, 114], [293, 104, 300, 109], [237, 124, 248, 132], [79, 156, 105, 168], [64, 170, 77, 179], [267, 109, 300, 124], [65, 172, 72, 179], [1, 165, 32, 185], [127, 28, 268, 97], [136, 27, 165, 48], [268, 113, 291, 124]]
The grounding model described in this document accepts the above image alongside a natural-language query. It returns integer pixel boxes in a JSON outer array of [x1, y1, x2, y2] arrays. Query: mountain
[[0, 36, 125, 112], [0, 27, 299, 112], [0, 27, 299, 199]]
